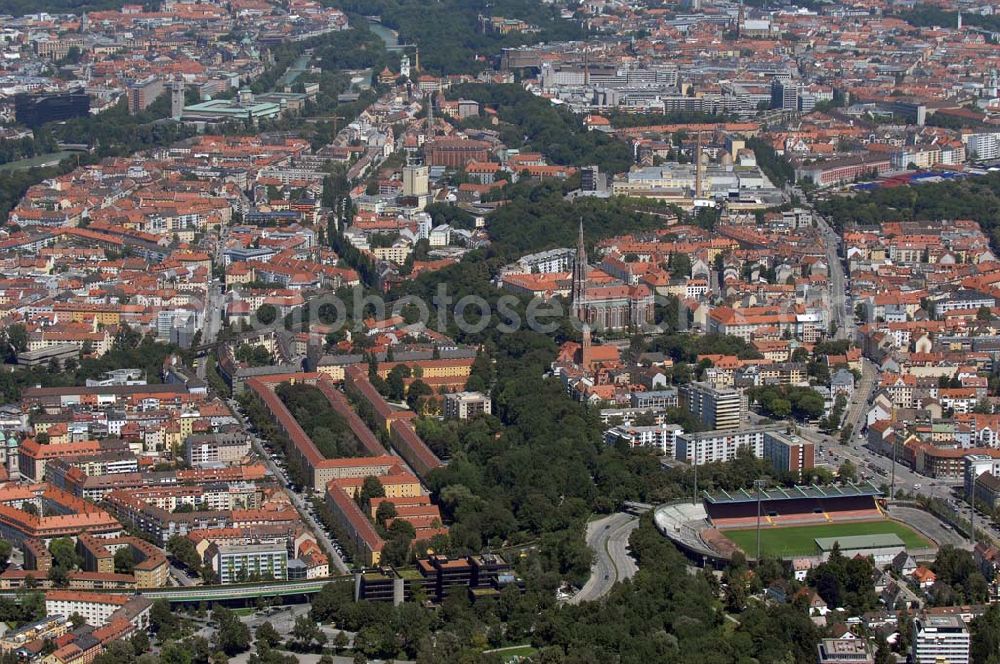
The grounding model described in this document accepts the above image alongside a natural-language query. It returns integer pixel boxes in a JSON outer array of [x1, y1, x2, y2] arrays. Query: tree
[[214, 606, 251, 656], [381, 533, 413, 567], [131, 631, 151, 656], [115, 547, 136, 575], [931, 545, 990, 604], [4, 323, 27, 356], [896, 611, 914, 655], [167, 535, 203, 574], [359, 476, 385, 506], [255, 622, 281, 649], [333, 631, 350, 653], [69, 612, 86, 628], [724, 578, 748, 612], [48, 537, 80, 571], [310, 580, 353, 624], [92, 639, 139, 664], [668, 252, 692, 278], [150, 599, 181, 640], [769, 398, 792, 419], [0, 540, 11, 569], [837, 460, 858, 484], [47, 565, 69, 587], [805, 544, 877, 614], [375, 500, 397, 526], [289, 615, 326, 652], [406, 379, 433, 411], [971, 603, 1000, 664], [235, 344, 272, 367], [256, 304, 277, 325], [160, 641, 194, 664], [385, 364, 411, 401]]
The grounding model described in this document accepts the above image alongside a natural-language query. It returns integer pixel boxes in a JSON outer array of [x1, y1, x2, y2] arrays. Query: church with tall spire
[[572, 220, 589, 322], [570, 222, 655, 330]]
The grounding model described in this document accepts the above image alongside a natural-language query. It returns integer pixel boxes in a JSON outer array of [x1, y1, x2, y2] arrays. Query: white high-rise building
[[965, 132, 1000, 161], [414, 212, 432, 240], [912, 616, 970, 664], [400, 54, 411, 79]]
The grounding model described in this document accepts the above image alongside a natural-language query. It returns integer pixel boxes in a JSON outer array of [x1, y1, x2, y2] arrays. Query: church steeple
[[572, 220, 589, 322], [581, 322, 592, 368]]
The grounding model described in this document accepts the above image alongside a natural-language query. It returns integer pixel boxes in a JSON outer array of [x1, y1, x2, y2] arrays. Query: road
[[814, 210, 853, 342], [569, 513, 639, 604], [197, 279, 225, 380], [840, 357, 877, 438], [169, 564, 197, 587], [787, 185, 1000, 547], [813, 423, 1000, 545], [887, 506, 969, 550], [785, 183, 851, 341], [225, 397, 351, 574]]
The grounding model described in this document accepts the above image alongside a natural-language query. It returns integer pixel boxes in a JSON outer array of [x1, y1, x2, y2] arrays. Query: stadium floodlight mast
[[692, 437, 699, 505], [754, 478, 768, 561], [889, 435, 898, 502], [971, 474, 979, 547]]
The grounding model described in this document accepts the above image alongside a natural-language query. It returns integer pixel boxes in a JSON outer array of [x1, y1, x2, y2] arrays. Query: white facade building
[[912, 615, 969, 664]]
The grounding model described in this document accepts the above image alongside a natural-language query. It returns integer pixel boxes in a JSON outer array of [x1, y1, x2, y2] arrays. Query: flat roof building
[[762, 430, 815, 476], [207, 542, 289, 584], [815, 534, 906, 567], [679, 381, 744, 431], [181, 93, 282, 124], [816, 638, 874, 664], [912, 615, 970, 664], [443, 391, 492, 420]]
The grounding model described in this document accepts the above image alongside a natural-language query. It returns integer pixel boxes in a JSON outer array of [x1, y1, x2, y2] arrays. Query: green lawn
[[723, 520, 931, 559], [0, 151, 72, 172]]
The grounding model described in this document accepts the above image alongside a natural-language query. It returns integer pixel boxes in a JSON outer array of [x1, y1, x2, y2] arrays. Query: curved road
[[570, 513, 639, 604], [887, 505, 969, 550]]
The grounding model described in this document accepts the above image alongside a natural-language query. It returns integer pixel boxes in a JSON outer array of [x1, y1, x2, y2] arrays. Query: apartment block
[[761, 430, 815, 476], [912, 615, 969, 664], [604, 423, 683, 456], [206, 542, 289, 584], [679, 381, 744, 431], [443, 391, 492, 420], [184, 431, 251, 466]]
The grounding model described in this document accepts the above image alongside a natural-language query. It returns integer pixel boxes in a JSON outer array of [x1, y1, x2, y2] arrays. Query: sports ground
[[722, 520, 932, 558]]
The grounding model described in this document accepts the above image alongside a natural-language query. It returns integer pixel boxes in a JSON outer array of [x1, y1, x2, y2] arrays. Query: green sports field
[[723, 520, 932, 559]]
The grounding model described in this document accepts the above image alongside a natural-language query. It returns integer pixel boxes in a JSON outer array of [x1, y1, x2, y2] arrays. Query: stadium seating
[[706, 495, 881, 529]]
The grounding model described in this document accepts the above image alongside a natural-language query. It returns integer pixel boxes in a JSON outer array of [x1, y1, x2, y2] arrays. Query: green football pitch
[[722, 520, 932, 559]]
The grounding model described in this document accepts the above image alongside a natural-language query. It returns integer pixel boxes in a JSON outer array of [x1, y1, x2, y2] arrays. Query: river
[[276, 52, 313, 88], [366, 18, 400, 50]]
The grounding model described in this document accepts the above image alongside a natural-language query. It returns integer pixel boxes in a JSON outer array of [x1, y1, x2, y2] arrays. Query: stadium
[[654, 482, 936, 564]]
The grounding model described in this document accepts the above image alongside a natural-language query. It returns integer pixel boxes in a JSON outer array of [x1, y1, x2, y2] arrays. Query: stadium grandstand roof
[[814, 534, 904, 551], [702, 482, 883, 504]]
